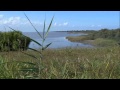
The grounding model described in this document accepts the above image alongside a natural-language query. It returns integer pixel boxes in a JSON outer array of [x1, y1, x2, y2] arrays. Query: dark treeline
[[55, 30, 95, 33], [64, 28, 120, 41], [0, 31, 31, 51], [88, 28, 120, 41]]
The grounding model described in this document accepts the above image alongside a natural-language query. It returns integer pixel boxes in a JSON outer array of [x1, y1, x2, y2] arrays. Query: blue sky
[[0, 11, 119, 32]]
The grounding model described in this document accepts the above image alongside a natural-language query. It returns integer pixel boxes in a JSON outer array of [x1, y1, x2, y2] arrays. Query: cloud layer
[[0, 14, 42, 26]]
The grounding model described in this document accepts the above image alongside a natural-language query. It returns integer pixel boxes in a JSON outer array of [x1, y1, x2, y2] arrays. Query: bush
[[0, 31, 31, 51], [88, 28, 120, 41]]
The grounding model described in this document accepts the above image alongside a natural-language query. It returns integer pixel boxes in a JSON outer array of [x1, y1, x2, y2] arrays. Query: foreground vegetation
[[0, 46, 120, 79]]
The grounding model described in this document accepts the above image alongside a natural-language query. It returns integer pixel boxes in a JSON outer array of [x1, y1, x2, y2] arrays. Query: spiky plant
[[9, 13, 54, 78]]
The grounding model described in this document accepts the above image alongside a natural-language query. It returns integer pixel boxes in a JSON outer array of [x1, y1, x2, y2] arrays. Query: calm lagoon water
[[23, 31, 93, 49]]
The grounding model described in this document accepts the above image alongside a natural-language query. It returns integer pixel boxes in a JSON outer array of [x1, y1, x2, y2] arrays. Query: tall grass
[[0, 46, 120, 79], [0, 55, 38, 79], [93, 38, 118, 47]]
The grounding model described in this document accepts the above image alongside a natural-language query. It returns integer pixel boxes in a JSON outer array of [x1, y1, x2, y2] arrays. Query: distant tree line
[[0, 31, 31, 51], [88, 28, 120, 41], [66, 28, 120, 45]]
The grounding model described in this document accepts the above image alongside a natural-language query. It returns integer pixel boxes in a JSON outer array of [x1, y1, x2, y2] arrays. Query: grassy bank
[[66, 36, 118, 47], [66, 28, 120, 47], [0, 46, 120, 79], [66, 35, 90, 42]]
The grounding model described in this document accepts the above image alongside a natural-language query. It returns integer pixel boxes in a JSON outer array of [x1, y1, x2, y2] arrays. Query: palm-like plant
[[9, 13, 54, 78]]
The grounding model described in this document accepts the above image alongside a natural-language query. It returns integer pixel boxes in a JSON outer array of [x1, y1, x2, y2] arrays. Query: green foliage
[[66, 28, 120, 47], [0, 31, 31, 51], [89, 28, 120, 41]]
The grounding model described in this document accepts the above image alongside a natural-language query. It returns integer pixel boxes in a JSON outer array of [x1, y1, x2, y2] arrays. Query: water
[[23, 31, 93, 49]]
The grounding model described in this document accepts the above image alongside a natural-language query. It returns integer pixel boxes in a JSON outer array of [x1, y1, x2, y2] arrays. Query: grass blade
[[21, 51, 38, 60], [43, 18, 46, 40], [42, 42, 52, 50], [20, 68, 38, 72], [30, 38, 42, 47], [45, 16, 54, 38], [19, 62, 36, 66], [1, 61, 36, 66], [24, 13, 43, 39], [28, 47, 41, 54]]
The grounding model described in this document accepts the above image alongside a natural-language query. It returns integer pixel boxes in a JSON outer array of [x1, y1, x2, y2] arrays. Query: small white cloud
[[32, 21, 42, 25], [72, 25, 75, 27], [63, 22, 68, 26], [0, 15, 3, 19], [91, 25, 95, 27], [97, 25, 101, 27], [54, 22, 57, 26], [53, 22, 69, 27], [10, 17, 21, 25], [1, 16, 21, 25], [58, 24, 62, 26]]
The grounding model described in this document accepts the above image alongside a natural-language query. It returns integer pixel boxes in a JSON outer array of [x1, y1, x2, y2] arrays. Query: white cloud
[[0, 16, 22, 25], [0, 15, 69, 31], [0, 15, 3, 19], [0, 16, 43, 26], [54, 22, 57, 26], [53, 22, 69, 27], [63, 22, 68, 26], [7, 17, 20, 25], [91, 25, 95, 27], [58, 24, 62, 26], [90, 24, 102, 28], [97, 25, 101, 27], [32, 21, 42, 25]]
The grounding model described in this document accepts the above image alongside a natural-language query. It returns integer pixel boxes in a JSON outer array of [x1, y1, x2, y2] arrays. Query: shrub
[[0, 31, 31, 51]]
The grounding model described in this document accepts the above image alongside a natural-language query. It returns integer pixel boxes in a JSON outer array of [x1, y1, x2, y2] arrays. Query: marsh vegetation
[[0, 14, 120, 79]]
